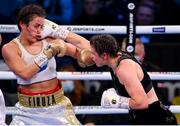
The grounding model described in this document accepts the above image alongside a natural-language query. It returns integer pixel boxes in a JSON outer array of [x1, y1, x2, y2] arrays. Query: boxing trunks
[[10, 85, 81, 125], [130, 101, 177, 125]]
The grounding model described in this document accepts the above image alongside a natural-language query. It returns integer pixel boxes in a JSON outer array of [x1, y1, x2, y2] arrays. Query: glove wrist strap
[[118, 96, 130, 109], [53, 27, 69, 40], [34, 53, 48, 68]]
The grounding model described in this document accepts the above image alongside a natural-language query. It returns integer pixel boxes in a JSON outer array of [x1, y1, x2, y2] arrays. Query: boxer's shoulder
[[2, 39, 20, 54]]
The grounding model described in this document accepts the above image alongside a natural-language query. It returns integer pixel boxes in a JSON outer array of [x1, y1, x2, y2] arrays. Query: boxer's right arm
[[2, 42, 40, 80], [76, 49, 95, 68], [2, 40, 66, 80]]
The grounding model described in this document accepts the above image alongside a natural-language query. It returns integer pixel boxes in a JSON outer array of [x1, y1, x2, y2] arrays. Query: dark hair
[[90, 34, 119, 57], [17, 4, 46, 31]]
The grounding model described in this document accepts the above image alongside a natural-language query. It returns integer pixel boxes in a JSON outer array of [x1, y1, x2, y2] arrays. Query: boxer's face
[[91, 47, 105, 67], [27, 17, 44, 39], [22, 16, 44, 42]]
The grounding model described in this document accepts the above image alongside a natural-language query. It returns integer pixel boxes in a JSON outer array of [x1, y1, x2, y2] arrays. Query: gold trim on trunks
[[18, 88, 64, 108]]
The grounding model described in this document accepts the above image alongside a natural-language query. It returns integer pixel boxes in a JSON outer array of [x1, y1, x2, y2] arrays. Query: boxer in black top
[[90, 34, 177, 125]]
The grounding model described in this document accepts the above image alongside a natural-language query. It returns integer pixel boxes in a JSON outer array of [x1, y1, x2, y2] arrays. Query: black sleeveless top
[[110, 51, 153, 97]]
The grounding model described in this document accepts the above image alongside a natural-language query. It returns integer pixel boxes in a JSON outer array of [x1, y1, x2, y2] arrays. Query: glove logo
[[67, 27, 72, 31], [52, 25, 57, 30], [111, 99, 117, 104]]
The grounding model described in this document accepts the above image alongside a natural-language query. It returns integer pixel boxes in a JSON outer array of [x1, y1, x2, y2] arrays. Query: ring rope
[[6, 105, 180, 115], [1, 24, 180, 116], [0, 25, 180, 34], [0, 71, 180, 80]]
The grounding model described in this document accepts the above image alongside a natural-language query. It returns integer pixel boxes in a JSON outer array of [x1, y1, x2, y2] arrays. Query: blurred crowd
[[0, 0, 180, 44], [0, 0, 180, 25], [0, 0, 180, 125]]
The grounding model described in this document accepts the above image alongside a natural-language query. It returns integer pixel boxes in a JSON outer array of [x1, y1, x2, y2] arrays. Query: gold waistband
[[18, 88, 64, 108]]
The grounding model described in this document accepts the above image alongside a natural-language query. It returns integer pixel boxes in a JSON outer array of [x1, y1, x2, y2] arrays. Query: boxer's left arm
[[58, 43, 94, 68], [65, 32, 91, 49], [40, 19, 90, 50], [76, 48, 95, 68]]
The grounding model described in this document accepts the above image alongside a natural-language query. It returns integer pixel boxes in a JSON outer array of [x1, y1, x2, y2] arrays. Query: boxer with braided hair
[[90, 34, 177, 125], [2, 4, 92, 125]]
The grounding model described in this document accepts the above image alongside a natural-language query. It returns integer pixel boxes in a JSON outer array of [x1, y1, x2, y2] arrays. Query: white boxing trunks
[[10, 86, 81, 125]]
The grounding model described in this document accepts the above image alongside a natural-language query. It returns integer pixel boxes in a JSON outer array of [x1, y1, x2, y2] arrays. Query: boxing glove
[[34, 41, 67, 68], [43, 40, 67, 58], [101, 88, 130, 109], [40, 19, 69, 40], [76, 49, 95, 68]]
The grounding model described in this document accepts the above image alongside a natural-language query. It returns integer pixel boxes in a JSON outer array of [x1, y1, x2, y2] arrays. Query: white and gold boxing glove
[[34, 41, 67, 68], [43, 41, 67, 58], [40, 19, 69, 40], [101, 88, 130, 109], [34, 52, 48, 69]]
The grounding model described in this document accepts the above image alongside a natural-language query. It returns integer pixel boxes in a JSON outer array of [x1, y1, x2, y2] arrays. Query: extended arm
[[62, 43, 94, 68], [40, 19, 90, 49]]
